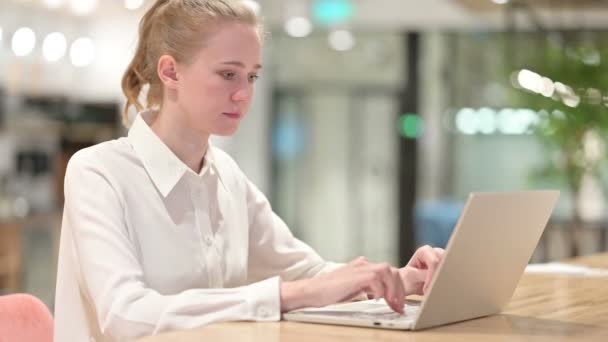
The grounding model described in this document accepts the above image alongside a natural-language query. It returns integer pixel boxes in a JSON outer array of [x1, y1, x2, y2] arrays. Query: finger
[[385, 268, 405, 314], [350, 256, 369, 267], [334, 265, 373, 302], [391, 267, 406, 313], [414, 247, 439, 294], [406, 247, 421, 267], [423, 257, 440, 294], [366, 279, 384, 300], [374, 263, 403, 314], [349, 272, 381, 302], [362, 286, 380, 300], [344, 290, 368, 302], [357, 270, 384, 300], [408, 245, 432, 268], [433, 247, 445, 260], [403, 266, 425, 295], [420, 246, 441, 269]]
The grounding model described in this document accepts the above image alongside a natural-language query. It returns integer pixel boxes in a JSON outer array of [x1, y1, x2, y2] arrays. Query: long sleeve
[[60, 152, 280, 341], [245, 177, 341, 283]]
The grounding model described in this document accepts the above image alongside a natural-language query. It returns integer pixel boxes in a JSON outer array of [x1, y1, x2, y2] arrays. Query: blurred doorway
[[270, 86, 401, 264]]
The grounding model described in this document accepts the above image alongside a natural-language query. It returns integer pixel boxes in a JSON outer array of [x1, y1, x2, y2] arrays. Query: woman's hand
[[280, 257, 406, 314], [399, 245, 445, 296]]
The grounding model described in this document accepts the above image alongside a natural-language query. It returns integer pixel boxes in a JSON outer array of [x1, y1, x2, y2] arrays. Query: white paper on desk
[[525, 263, 608, 277]]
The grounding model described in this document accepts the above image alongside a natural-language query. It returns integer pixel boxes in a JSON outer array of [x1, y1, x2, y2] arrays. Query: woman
[[54, 0, 444, 341]]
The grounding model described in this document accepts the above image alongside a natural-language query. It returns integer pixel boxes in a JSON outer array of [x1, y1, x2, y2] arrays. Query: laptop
[[283, 191, 560, 330]]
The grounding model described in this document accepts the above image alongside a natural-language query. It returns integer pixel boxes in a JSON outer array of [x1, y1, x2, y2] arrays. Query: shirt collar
[[127, 110, 224, 197]]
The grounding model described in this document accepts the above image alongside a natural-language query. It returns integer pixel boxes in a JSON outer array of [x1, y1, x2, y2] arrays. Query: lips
[[222, 112, 242, 119]]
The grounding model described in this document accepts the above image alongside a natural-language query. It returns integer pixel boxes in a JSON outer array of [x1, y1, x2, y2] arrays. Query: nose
[[231, 84, 253, 102]]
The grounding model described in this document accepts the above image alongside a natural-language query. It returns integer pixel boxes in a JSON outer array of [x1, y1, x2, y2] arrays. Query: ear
[[157, 55, 179, 89]]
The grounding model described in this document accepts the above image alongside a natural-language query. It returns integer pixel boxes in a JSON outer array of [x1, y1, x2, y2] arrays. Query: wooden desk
[[140, 254, 608, 341], [0, 222, 21, 292], [0, 212, 59, 293]]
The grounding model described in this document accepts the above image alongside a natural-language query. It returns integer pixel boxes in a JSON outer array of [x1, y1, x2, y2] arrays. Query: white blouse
[[54, 110, 340, 341]]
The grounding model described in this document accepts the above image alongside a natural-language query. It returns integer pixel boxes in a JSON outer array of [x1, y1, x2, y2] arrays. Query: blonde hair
[[121, 0, 260, 127]]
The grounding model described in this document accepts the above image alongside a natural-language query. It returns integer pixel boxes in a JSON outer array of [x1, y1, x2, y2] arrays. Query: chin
[[213, 125, 240, 136]]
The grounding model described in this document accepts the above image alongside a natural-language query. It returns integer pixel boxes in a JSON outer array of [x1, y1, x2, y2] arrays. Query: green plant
[[509, 32, 608, 255]]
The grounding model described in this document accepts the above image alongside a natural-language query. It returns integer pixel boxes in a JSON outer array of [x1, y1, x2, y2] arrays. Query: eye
[[220, 71, 236, 80], [248, 74, 260, 83]]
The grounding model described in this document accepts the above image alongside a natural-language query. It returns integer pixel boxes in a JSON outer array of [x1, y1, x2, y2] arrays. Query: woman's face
[[176, 22, 262, 136]]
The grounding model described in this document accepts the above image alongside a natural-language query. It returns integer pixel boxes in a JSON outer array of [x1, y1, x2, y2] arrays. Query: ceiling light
[[43, 32, 67, 62], [285, 17, 313, 38], [70, 37, 95, 67], [69, 0, 98, 16], [42, 0, 65, 9], [125, 0, 144, 10], [328, 29, 355, 51], [12, 27, 36, 57]]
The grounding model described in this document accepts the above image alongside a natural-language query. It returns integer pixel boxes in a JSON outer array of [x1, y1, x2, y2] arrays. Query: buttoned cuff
[[246, 276, 281, 321]]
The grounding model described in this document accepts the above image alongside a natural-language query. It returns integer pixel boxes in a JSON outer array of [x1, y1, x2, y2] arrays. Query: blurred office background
[[1, 0, 608, 309]]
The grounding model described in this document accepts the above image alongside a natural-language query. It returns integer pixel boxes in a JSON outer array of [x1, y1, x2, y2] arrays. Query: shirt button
[[258, 307, 271, 318], [204, 236, 213, 247]]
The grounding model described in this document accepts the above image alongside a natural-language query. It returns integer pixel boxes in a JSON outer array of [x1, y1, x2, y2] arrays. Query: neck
[[150, 104, 210, 174]]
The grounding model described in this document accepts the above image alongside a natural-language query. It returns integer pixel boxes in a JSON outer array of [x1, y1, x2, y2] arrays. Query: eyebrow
[[220, 61, 262, 69]]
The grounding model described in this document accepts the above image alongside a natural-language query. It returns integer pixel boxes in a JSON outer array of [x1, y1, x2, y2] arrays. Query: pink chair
[[0, 294, 53, 342]]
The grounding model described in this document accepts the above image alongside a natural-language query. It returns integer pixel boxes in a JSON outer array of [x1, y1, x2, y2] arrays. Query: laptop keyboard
[[287, 299, 421, 323], [352, 311, 409, 321], [354, 304, 420, 321]]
